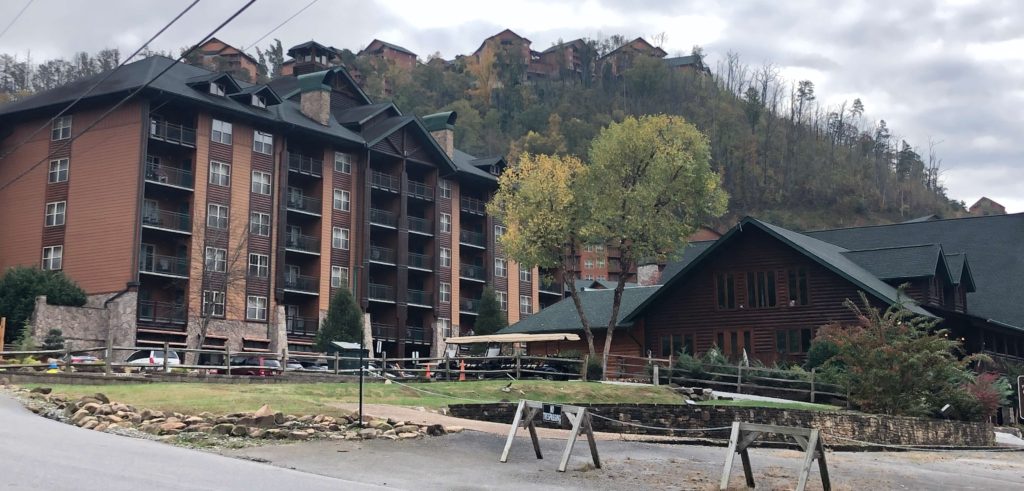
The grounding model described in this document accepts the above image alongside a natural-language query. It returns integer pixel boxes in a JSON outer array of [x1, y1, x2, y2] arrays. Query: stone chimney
[[423, 111, 458, 158], [297, 71, 331, 126], [636, 264, 663, 287]]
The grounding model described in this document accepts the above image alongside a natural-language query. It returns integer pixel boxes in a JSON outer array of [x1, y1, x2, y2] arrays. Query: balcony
[[459, 230, 486, 248], [288, 153, 323, 177], [459, 263, 486, 282], [149, 119, 196, 147], [406, 325, 432, 344], [407, 289, 433, 307], [368, 283, 394, 303], [369, 245, 396, 265], [141, 209, 192, 234], [285, 233, 320, 254], [282, 273, 319, 295], [145, 163, 194, 190], [372, 322, 398, 341], [461, 196, 486, 215], [286, 316, 319, 337], [370, 170, 400, 193], [287, 193, 322, 216], [408, 216, 433, 235], [139, 254, 189, 279], [539, 279, 563, 295], [459, 297, 480, 314], [407, 180, 433, 201], [408, 252, 432, 271], [369, 208, 397, 228], [137, 300, 187, 326]]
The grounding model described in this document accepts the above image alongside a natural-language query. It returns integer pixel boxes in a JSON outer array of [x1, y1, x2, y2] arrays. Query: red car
[[218, 356, 282, 376]]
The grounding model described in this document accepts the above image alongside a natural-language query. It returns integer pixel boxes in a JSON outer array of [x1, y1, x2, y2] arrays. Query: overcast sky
[[1, 0, 1020, 213]]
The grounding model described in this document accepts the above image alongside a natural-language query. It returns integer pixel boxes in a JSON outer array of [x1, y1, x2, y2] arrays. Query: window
[[716, 273, 736, 309], [440, 282, 451, 303], [211, 119, 232, 144], [495, 258, 507, 278], [520, 295, 532, 315], [661, 334, 693, 357], [42, 245, 63, 270], [438, 318, 451, 338], [251, 94, 267, 109], [584, 259, 594, 269], [331, 266, 349, 288], [746, 271, 777, 308], [251, 170, 271, 194], [248, 212, 270, 236], [441, 213, 451, 233], [246, 253, 268, 278], [439, 179, 451, 199], [585, 274, 594, 281], [246, 296, 267, 321], [520, 268, 532, 283], [205, 247, 227, 272], [787, 268, 809, 306], [595, 244, 605, 252], [45, 201, 66, 227], [334, 151, 352, 173], [209, 83, 225, 96], [333, 189, 350, 211], [209, 160, 231, 186], [51, 115, 71, 140], [207, 204, 229, 229], [497, 291, 508, 311], [440, 247, 451, 268], [253, 131, 273, 154], [596, 275, 606, 281], [584, 245, 593, 252], [48, 158, 69, 183], [776, 328, 814, 354], [332, 227, 349, 250], [597, 259, 605, 268], [202, 290, 225, 317], [495, 225, 506, 239]]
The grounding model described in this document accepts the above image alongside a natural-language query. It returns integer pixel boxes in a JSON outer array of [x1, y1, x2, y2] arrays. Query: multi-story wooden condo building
[[0, 45, 537, 359]]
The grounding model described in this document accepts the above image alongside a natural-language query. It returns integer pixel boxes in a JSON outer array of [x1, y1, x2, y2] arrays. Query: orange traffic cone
[[425, 363, 431, 379], [459, 359, 466, 381]]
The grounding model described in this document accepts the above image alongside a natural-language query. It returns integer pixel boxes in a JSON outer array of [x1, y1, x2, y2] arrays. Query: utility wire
[[0, 0, 202, 163], [0, 0, 258, 193], [0, 0, 34, 41], [243, 0, 319, 52]]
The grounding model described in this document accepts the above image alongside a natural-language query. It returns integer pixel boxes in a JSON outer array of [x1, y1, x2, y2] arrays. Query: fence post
[[225, 346, 231, 376], [104, 336, 113, 375], [652, 365, 660, 386], [810, 368, 816, 403], [381, 353, 388, 377], [334, 353, 340, 375], [667, 355, 674, 384], [63, 348, 72, 373], [515, 352, 521, 380], [581, 354, 589, 381], [736, 365, 743, 394], [162, 342, 169, 373]]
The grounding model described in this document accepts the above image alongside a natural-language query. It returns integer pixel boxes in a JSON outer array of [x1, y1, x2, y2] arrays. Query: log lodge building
[[504, 215, 1024, 367]]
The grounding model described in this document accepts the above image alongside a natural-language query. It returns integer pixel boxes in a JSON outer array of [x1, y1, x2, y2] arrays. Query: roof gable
[[363, 116, 458, 175], [362, 39, 417, 57], [841, 244, 951, 282]]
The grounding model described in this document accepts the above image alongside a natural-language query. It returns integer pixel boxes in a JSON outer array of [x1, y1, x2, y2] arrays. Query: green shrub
[[805, 339, 840, 370], [674, 352, 705, 377], [585, 357, 603, 381], [0, 266, 86, 345], [41, 328, 65, 351]]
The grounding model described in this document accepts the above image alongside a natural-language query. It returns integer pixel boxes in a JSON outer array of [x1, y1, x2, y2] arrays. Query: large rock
[[70, 409, 91, 425], [92, 393, 110, 404], [81, 403, 100, 414], [358, 428, 378, 440], [29, 387, 52, 395], [395, 425, 419, 435], [446, 426, 465, 434], [212, 423, 235, 435], [425, 424, 446, 437], [160, 421, 187, 434], [288, 431, 311, 440], [230, 425, 249, 437], [253, 404, 274, 418]]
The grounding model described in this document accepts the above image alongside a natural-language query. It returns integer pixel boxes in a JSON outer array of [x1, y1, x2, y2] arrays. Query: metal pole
[[358, 341, 364, 428], [162, 341, 169, 373]]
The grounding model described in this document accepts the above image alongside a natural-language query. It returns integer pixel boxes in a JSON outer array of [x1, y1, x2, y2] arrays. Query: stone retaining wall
[[449, 402, 995, 447]]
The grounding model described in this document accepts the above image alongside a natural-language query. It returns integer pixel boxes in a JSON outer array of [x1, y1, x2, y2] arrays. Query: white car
[[125, 350, 181, 371]]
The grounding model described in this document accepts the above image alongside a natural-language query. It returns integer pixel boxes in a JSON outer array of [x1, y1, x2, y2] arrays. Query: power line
[[243, 0, 319, 52], [0, 0, 203, 163], [0, 0, 34, 41], [0, 0, 258, 193]]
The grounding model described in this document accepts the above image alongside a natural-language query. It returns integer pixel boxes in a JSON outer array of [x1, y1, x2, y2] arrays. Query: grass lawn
[[28, 380, 685, 417], [695, 399, 840, 412]]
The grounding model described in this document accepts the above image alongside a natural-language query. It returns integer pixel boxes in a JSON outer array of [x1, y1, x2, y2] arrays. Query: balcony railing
[[137, 300, 187, 326], [408, 289, 433, 306], [139, 254, 189, 277], [408, 216, 433, 235], [288, 153, 323, 177], [408, 252, 432, 270], [145, 163, 194, 189], [369, 245, 396, 264], [368, 283, 394, 302], [407, 180, 433, 201], [285, 233, 320, 253], [286, 316, 319, 337], [149, 119, 196, 147], [287, 193, 321, 215], [461, 196, 486, 215], [141, 209, 192, 233], [369, 208, 397, 228], [459, 297, 480, 313], [406, 325, 432, 343], [459, 230, 486, 248], [370, 170, 400, 193], [372, 322, 398, 340], [459, 263, 486, 281], [539, 279, 562, 294], [283, 273, 319, 293]]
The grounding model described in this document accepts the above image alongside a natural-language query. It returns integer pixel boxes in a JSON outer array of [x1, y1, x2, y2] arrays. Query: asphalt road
[[0, 394, 385, 491]]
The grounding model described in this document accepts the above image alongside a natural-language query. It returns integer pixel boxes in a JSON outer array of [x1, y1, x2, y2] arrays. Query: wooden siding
[[0, 119, 54, 272]]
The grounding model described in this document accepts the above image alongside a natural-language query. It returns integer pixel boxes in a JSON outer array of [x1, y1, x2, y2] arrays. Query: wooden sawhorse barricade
[[720, 422, 831, 491], [499, 400, 601, 472]]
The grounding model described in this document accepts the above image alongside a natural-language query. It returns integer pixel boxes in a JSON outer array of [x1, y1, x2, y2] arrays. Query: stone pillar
[[270, 304, 288, 356], [362, 312, 374, 357]]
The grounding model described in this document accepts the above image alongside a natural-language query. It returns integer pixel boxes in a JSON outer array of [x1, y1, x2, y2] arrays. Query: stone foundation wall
[[448, 402, 995, 447], [30, 293, 137, 353]]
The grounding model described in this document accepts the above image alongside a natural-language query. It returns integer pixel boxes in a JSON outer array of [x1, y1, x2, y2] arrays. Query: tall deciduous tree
[[474, 286, 507, 336], [315, 287, 364, 352]]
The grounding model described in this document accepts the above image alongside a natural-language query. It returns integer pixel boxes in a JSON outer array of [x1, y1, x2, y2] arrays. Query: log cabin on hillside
[[502, 214, 1024, 367]]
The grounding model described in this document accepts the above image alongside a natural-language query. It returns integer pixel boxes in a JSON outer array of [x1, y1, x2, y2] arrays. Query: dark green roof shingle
[[500, 286, 660, 334]]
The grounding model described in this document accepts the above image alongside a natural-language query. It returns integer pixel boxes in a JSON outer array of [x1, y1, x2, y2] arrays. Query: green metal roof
[[499, 286, 660, 334], [422, 111, 457, 132]]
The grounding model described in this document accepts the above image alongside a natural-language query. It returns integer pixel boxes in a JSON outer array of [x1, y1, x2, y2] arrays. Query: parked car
[[218, 356, 281, 376], [125, 350, 181, 371], [285, 362, 304, 371], [299, 361, 329, 372], [62, 353, 104, 373]]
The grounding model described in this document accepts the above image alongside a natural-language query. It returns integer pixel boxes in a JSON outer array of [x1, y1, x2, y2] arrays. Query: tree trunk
[[600, 258, 632, 380]]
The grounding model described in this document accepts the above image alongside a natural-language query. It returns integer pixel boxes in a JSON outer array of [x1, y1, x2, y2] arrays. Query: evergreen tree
[[0, 266, 86, 344], [474, 286, 506, 336], [314, 288, 364, 351]]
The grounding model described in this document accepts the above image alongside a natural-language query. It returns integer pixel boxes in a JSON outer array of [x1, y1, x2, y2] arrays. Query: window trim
[[251, 170, 271, 195], [332, 227, 350, 250], [51, 115, 72, 141], [204, 247, 227, 273], [42, 245, 63, 270], [334, 151, 352, 173], [519, 268, 532, 283], [202, 290, 226, 317], [440, 282, 451, 303], [248, 253, 269, 278], [206, 203, 229, 229], [497, 291, 508, 311], [246, 295, 268, 321], [252, 130, 273, 154], [249, 211, 270, 236], [439, 179, 451, 199], [440, 213, 451, 233], [331, 266, 349, 288], [495, 258, 507, 278], [211, 119, 233, 145], [519, 295, 532, 315], [440, 247, 451, 268], [44, 201, 66, 227], [48, 158, 69, 183], [209, 160, 231, 187], [333, 189, 350, 212]]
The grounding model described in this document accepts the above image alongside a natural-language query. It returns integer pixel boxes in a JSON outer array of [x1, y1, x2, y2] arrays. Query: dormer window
[[490, 165, 499, 176], [210, 83, 225, 96], [252, 94, 266, 108]]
